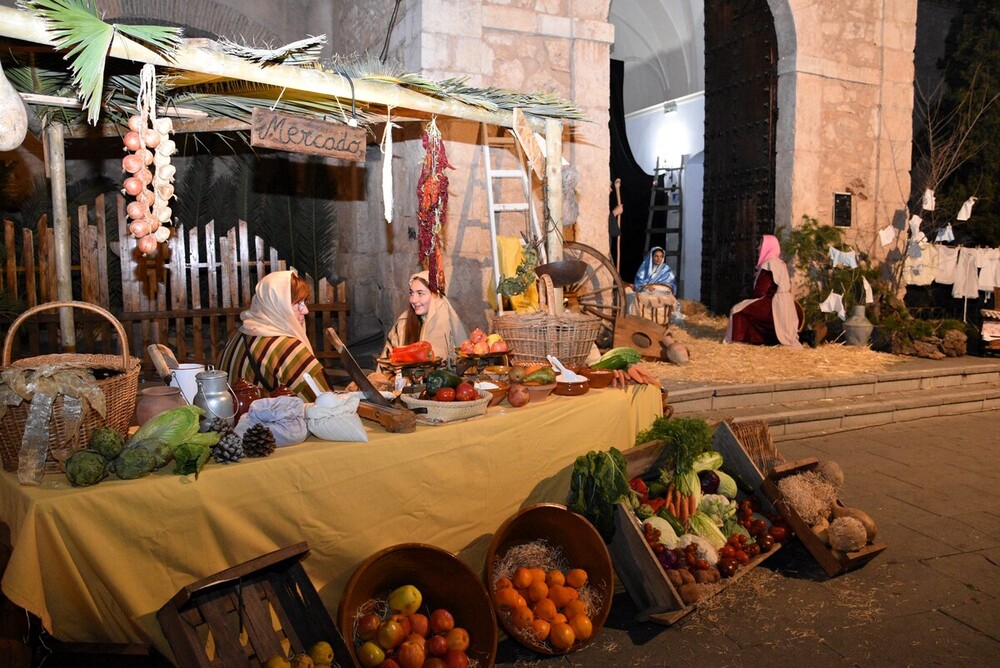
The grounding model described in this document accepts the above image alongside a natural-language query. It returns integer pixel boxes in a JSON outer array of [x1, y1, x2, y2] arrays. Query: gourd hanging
[[121, 64, 176, 257], [416, 118, 453, 294]]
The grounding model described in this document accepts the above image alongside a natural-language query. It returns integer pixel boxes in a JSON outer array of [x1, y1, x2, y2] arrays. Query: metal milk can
[[192, 367, 237, 428]]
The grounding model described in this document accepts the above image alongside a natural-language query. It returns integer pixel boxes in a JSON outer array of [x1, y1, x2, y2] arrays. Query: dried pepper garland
[[416, 119, 453, 293]]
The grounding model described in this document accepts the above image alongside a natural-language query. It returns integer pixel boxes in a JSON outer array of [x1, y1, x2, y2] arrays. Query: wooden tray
[[157, 542, 356, 668], [761, 458, 888, 577], [608, 438, 782, 625]]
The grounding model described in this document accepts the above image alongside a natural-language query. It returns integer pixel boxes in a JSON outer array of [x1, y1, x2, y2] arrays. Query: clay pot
[[136, 386, 187, 426]]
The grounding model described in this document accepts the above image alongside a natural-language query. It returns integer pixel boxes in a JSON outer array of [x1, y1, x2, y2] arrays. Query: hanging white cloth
[[819, 291, 846, 320], [829, 247, 858, 268], [934, 245, 959, 285], [935, 223, 955, 242], [878, 225, 897, 247], [976, 248, 999, 291], [903, 241, 937, 286], [909, 216, 927, 243], [861, 276, 874, 304], [956, 196, 977, 221], [921, 189, 935, 211], [952, 247, 980, 299]]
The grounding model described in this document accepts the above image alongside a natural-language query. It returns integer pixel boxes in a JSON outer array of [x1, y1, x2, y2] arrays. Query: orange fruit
[[548, 584, 574, 609], [513, 567, 533, 589], [527, 580, 549, 603], [509, 604, 534, 630], [530, 618, 551, 642], [565, 568, 588, 589], [529, 567, 547, 584], [549, 622, 576, 650], [532, 597, 557, 623], [569, 613, 593, 641], [545, 570, 565, 587], [552, 612, 567, 625], [494, 576, 513, 591], [563, 599, 588, 619], [495, 587, 524, 610]]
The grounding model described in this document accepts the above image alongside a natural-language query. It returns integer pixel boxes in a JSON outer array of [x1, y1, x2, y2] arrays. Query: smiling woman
[[379, 270, 469, 369]]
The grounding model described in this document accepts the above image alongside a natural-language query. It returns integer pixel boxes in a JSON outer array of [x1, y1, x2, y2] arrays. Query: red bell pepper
[[629, 477, 649, 503], [390, 340, 434, 364]]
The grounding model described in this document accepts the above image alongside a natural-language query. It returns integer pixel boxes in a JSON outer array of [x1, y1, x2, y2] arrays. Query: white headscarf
[[407, 271, 468, 359], [239, 271, 314, 353]]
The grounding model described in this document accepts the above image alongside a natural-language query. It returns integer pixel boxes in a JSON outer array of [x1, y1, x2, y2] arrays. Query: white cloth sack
[[235, 396, 308, 446], [306, 393, 368, 442]]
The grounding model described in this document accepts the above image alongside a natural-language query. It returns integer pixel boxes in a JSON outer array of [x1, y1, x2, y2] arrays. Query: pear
[[387, 584, 423, 615]]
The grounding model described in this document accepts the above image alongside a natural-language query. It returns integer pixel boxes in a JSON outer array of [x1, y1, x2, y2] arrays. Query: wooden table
[[0, 384, 662, 660]]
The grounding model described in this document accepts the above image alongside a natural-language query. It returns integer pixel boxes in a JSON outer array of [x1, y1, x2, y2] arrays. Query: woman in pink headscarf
[[724, 235, 802, 346]]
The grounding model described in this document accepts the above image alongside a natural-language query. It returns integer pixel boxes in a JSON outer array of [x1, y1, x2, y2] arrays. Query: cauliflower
[[677, 533, 719, 565]]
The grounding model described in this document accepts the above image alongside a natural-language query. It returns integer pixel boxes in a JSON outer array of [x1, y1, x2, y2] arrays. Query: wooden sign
[[251, 108, 366, 162], [512, 108, 545, 179]]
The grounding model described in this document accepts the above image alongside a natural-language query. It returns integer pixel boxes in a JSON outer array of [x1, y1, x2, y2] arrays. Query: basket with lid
[[0, 301, 141, 475]]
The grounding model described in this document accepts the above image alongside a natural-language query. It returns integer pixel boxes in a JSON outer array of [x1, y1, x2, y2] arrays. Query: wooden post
[[545, 118, 564, 313], [45, 122, 75, 348]]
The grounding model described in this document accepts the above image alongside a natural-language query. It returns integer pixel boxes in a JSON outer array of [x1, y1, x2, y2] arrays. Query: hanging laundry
[[829, 246, 858, 268], [952, 247, 980, 299], [921, 189, 935, 211], [878, 225, 897, 247], [933, 244, 959, 285], [935, 223, 955, 242], [909, 216, 927, 243], [903, 241, 937, 286], [956, 196, 977, 221], [819, 291, 846, 320], [862, 276, 874, 304], [976, 248, 999, 291]]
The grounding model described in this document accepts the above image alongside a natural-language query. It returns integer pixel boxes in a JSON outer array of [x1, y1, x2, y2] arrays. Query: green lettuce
[[132, 405, 204, 447]]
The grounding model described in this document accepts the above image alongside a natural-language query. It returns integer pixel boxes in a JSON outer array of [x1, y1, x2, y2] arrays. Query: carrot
[[626, 365, 646, 384]]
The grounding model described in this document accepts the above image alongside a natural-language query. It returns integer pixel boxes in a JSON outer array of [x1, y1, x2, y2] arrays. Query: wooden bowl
[[577, 367, 614, 389], [523, 382, 556, 402], [338, 543, 498, 668], [485, 503, 614, 654], [553, 377, 589, 396], [475, 379, 509, 407]]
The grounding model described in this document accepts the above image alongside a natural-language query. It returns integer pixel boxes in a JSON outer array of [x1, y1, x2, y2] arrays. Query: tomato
[[454, 382, 478, 402], [735, 550, 750, 565], [758, 534, 775, 552], [745, 543, 761, 558], [434, 387, 456, 402], [769, 525, 789, 543], [749, 519, 768, 537], [719, 545, 736, 559]]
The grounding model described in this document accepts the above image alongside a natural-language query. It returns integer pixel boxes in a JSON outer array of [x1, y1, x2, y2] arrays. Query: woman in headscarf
[[380, 271, 469, 366], [725, 235, 802, 347], [627, 246, 681, 323], [633, 246, 677, 293], [219, 270, 333, 400]]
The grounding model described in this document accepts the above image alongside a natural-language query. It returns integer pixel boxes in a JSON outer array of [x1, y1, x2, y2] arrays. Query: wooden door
[[702, 0, 779, 313]]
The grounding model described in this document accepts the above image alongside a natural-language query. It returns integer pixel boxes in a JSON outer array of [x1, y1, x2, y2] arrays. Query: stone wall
[[773, 0, 917, 264]]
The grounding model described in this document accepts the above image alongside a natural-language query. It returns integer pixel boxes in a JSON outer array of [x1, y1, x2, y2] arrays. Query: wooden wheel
[[562, 241, 626, 348]]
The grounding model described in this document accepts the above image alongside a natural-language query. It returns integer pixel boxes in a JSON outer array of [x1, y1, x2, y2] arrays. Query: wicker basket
[[0, 301, 141, 474], [399, 390, 491, 423], [494, 274, 602, 367]]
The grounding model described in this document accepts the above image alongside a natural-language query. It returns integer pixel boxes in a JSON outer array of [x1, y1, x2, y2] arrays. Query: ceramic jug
[[136, 386, 187, 426], [844, 305, 874, 346], [230, 378, 262, 423], [169, 363, 206, 403], [192, 367, 237, 428]]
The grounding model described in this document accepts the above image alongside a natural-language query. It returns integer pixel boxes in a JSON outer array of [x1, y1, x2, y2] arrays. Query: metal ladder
[[644, 156, 683, 293], [481, 123, 546, 309]]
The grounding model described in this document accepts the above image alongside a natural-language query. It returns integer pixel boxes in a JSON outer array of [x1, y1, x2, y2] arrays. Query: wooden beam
[[45, 122, 75, 348]]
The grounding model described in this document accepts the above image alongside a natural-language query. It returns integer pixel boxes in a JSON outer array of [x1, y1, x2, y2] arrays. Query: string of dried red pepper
[[416, 119, 454, 294]]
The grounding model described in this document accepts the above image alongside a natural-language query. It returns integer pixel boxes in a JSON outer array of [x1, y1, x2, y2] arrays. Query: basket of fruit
[[337, 543, 498, 668], [399, 374, 491, 423], [484, 503, 614, 655]]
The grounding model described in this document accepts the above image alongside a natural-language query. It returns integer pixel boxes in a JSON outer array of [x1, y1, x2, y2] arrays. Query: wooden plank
[[188, 224, 204, 363], [205, 220, 220, 362], [21, 228, 36, 307], [170, 225, 187, 360], [4, 220, 16, 298], [79, 203, 100, 304], [94, 193, 110, 308], [238, 220, 251, 307], [116, 195, 137, 312], [195, 592, 249, 665], [255, 235, 266, 287], [608, 502, 685, 620], [38, 217, 50, 304]]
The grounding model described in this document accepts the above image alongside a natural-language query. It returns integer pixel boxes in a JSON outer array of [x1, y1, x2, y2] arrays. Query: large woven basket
[[494, 275, 602, 367], [0, 301, 141, 474]]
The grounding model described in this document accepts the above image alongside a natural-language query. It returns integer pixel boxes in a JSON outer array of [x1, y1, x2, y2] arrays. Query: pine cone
[[204, 416, 233, 434], [213, 428, 244, 464], [243, 424, 277, 458]]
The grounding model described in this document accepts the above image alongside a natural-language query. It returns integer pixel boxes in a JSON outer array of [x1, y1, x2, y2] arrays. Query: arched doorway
[[702, 0, 779, 313]]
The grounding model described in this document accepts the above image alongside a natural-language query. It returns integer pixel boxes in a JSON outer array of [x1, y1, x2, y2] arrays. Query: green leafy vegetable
[[568, 447, 633, 543], [688, 511, 727, 550], [132, 405, 204, 447], [716, 470, 738, 499], [173, 442, 211, 478], [636, 417, 714, 497]]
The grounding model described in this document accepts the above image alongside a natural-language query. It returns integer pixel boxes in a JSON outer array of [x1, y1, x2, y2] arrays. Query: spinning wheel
[[562, 241, 626, 348]]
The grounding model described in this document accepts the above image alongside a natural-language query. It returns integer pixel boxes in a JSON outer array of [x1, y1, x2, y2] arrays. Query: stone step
[[664, 359, 1000, 442]]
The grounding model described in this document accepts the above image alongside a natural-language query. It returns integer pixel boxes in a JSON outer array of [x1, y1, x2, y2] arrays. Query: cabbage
[[132, 405, 204, 447], [677, 533, 719, 565], [699, 494, 737, 525], [644, 516, 680, 549], [692, 451, 723, 472], [688, 511, 728, 550], [716, 470, 738, 499]]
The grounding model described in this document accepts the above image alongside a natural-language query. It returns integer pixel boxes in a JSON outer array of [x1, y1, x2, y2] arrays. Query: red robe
[[729, 270, 779, 345]]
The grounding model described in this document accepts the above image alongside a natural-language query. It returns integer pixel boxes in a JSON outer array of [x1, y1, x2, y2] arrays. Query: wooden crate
[[156, 542, 356, 668], [711, 420, 784, 514], [608, 439, 781, 625], [761, 459, 888, 577]]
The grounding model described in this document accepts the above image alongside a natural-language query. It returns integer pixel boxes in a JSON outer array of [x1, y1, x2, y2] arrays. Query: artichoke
[[89, 427, 125, 461], [129, 437, 173, 469], [65, 449, 110, 487], [112, 447, 158, 480]]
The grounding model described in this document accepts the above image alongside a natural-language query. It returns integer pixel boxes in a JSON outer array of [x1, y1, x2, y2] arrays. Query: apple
[[486, 333, 503, 346], [388, 584, 423, 615], [472, 340, 490, 355], [357, 641, 385, 668], [429, 609, 455, 634], [426, 634, 449, 657], [489, 340, 508, 353], [445, 627, 470, 652], [443, 649, 470, 668], [357, 612, 382, 641], [424, 659, 447, 668], [395, 639, 426, 668], [377, 660, 400, 668], [507, 383, 530, 407], [409, 613, 429, 637], [389, 613, 412, 638], [459, 339, 475, 355], [377, 619, 407, 650], [469, 328, 486, 343], [405, 633, 426, 647]]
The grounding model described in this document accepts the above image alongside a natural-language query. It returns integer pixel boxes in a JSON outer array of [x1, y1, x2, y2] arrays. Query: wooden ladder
[[481, 123, 546, 309], [644, 156, 684, 295]]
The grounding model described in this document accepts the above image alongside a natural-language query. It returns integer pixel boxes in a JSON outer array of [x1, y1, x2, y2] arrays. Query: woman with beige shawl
[[380, 271, 469, 366]]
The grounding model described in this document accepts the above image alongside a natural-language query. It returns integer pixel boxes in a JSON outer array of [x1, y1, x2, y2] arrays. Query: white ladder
[[481, 123, 546, 309]]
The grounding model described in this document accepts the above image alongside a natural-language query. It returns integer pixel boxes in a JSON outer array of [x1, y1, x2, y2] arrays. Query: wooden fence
[[1, 194, 348, 377]]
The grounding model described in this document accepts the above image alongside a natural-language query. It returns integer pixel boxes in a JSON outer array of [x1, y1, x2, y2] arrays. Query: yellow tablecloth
[[0, 385, 661, 658]]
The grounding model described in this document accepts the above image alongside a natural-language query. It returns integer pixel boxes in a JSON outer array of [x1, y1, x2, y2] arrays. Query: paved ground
[[494, 410, 1000, 667]]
